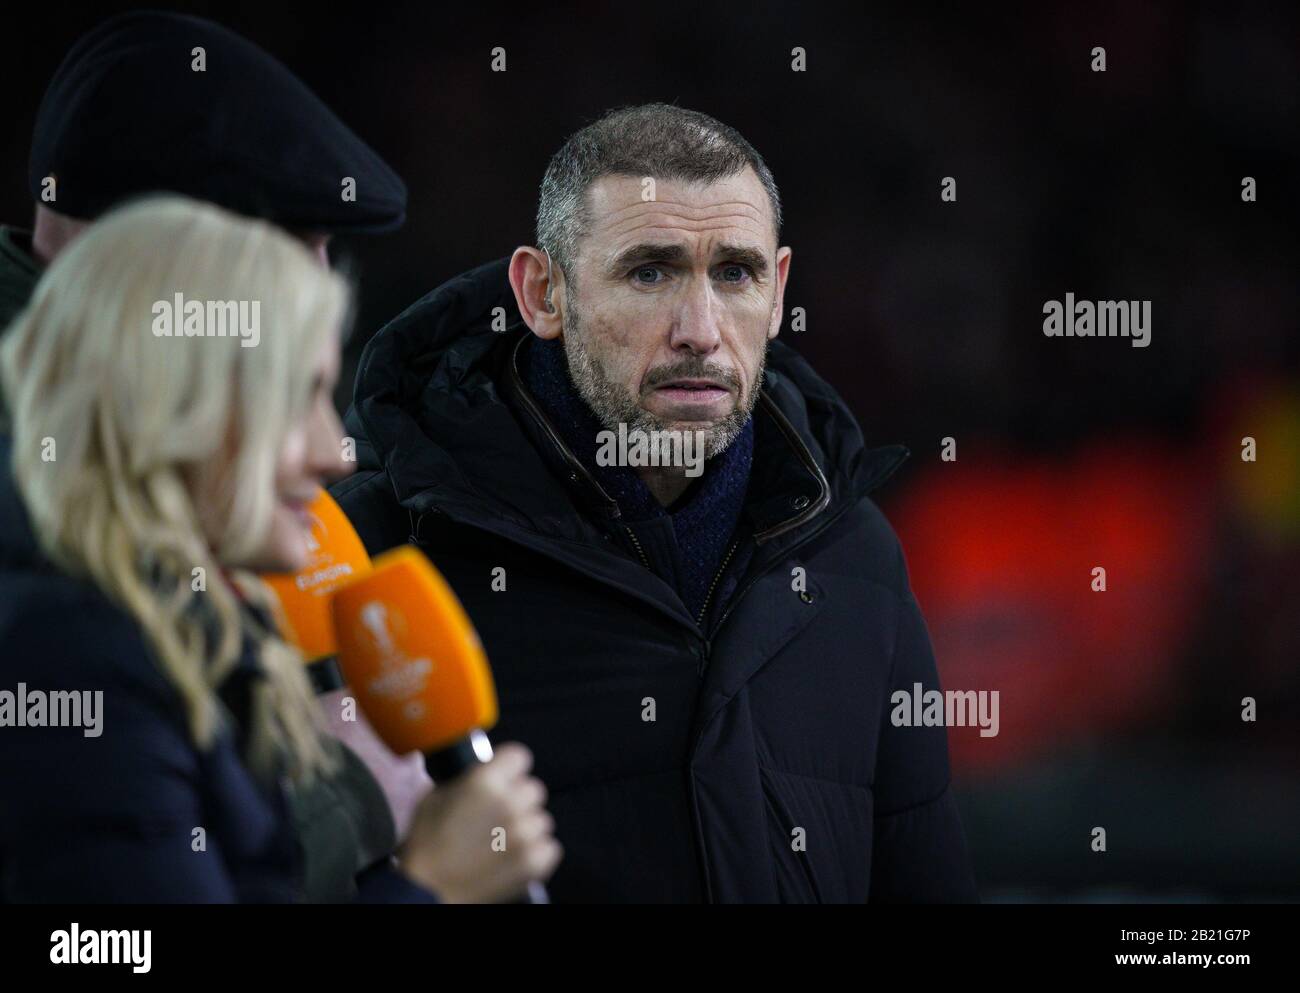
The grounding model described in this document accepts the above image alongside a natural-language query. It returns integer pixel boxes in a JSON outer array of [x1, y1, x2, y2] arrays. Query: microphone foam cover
[[332, 546, 498, 755]]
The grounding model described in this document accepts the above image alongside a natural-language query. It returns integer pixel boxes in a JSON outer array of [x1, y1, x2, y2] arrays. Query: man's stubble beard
[[560, 294, 765, 461]]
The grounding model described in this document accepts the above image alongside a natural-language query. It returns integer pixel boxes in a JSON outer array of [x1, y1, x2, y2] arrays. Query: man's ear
[[509, 246, 565, 340], [768, 246, 793, 341]]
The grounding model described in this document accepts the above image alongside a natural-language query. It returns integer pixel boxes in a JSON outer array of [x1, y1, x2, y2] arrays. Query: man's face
[[560, 169, 791, 458]]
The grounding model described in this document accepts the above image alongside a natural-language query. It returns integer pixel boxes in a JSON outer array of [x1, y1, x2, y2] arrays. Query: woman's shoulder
[[0, 444, 172, 702], [0, 563, 308, 903], [0, 564, 183, 713]]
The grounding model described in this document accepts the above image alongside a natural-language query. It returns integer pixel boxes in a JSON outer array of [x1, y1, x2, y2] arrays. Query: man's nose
[[668, 277, 723, 354]]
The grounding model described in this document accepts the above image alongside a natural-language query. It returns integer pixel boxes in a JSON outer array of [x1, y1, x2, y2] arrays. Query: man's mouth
[[650, 378, 733, 405]]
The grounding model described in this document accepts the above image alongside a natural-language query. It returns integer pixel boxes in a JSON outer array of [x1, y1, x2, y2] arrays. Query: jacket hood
[[347, 257, 907, 545]]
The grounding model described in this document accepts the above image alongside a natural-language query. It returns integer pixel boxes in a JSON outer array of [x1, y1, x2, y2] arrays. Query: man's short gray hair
[[536, 103, 782, 279]]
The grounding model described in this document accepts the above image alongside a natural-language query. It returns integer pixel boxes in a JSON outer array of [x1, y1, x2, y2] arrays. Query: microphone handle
[[305, 656, 345, 694], [423, 734, 489, 780], [424, 730, 551, 906]]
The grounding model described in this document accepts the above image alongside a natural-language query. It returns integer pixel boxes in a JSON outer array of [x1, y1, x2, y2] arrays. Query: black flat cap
[[29, 10, 406, 233]]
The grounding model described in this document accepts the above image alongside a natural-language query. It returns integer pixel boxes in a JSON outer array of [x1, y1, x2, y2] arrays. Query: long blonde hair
[[0, 195, 349, 781]]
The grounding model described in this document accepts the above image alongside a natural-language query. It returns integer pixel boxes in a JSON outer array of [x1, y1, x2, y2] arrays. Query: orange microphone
[[262, 487, 372, 691], [331, 546, 548, 904]]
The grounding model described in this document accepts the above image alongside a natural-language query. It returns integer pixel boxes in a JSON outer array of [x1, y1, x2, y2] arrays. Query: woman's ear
[[508, 246, 565, 340]]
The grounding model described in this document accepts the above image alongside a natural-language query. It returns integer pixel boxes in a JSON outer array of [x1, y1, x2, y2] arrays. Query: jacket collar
[[503, 331, 621, 521], [502, 331, 848, 545]]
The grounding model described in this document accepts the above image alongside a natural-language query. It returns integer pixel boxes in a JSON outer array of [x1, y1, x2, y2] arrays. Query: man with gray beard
[[336, 103, 977, 903]]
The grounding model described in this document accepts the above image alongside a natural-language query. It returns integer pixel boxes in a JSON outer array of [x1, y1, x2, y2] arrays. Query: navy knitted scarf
[[522, 337, 753, 617]]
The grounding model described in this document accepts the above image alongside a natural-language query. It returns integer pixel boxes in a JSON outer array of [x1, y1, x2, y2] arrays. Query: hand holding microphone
[[331, 546, 560, 903], [399, 742, 560, 904]]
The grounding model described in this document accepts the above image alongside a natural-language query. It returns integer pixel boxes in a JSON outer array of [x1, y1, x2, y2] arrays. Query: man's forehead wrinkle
[[595, 195, 769, 225], [598, 192, 769, 219], [600, 210, 769, 245]]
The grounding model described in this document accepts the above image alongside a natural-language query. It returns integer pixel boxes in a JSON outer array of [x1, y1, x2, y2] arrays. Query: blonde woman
[[0, 196, 560, 902]]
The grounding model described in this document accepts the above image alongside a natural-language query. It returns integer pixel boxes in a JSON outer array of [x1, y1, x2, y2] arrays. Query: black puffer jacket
[[334, 257, 978, 903]]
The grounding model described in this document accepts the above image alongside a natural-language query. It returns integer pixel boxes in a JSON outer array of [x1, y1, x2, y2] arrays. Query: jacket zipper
[[696, 538, 740, 627], [622, 526, 651, 570], [621, 527, 739, 676], [620, 523, 742, 622], [694, 538, 739, 676]]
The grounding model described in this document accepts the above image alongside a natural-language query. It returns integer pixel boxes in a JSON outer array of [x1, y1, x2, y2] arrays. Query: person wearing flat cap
[[0, 12, 464, 904], [0, 8, 406, 348]]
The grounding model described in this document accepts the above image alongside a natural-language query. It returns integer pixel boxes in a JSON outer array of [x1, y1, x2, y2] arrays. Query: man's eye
[[632, 265, 663, 284], [718, 264, 752, 283]]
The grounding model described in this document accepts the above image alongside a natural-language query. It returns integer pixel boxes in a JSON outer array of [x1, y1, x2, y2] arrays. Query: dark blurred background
[[3, 1, 1297, 901]]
